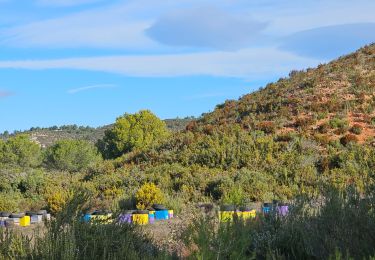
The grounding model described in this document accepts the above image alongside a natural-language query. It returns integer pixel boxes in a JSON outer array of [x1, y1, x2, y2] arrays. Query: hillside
[[192, 44, 375, 146], [0, 118, 192, 148]]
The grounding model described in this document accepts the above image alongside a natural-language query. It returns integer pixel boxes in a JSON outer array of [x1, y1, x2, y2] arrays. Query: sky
[[0, 0, 374, 132]]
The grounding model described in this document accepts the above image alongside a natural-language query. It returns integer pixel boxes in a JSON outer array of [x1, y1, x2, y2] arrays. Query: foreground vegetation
[[0, 192, 167, 260], [0, 44, 374, 259], [1, 187, 374, 259]]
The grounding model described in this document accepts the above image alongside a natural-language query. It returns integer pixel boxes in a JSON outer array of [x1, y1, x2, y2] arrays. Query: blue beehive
[[155, 210, 169, 220], [83, 214, 92, 223], [262, 203, 272, 214]]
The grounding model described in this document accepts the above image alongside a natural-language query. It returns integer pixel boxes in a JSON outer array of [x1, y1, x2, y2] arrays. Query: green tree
[[0, 134, 42, 167], [45, 139, 101, 172], [98, 110, 169, 159]]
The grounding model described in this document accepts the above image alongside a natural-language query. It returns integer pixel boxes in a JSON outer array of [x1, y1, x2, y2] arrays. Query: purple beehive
[[118, 212, 133, 224], [277, 205, 289, 216]]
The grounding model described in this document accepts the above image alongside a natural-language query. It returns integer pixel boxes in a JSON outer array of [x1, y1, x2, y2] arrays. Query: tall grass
[[2, 187, 375, 259], [183, 187, 375, 259], [0, 191, 169, 260]]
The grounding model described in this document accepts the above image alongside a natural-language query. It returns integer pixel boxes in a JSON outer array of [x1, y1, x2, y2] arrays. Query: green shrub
[[97, 110, 170, 159], [0, 134, 42, 167], [183, 188, 375, 259], [222, 185, 245, 206], [350, 124, 363, 135], [0, 192, 21, 212], [45, 189, 74, 215], [45, 139, 101, 172], [136, 183, 164, 210], [329, 117, 349, 129]]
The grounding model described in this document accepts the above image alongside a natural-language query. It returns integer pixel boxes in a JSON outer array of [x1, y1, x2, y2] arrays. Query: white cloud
[[0, 48, 323, 80], [67, 84, 116, 94], [1, 0, 374, 51], [0, 2, 156, 49]]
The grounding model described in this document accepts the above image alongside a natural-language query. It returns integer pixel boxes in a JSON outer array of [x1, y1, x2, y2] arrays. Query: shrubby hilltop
[[192, 43, 375, 146]]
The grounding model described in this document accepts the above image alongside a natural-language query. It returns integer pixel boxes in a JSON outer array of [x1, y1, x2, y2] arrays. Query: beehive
[[118, 213, 132, 224], [91, 214, 113, 224], [0, 220, 6, 227], [20, 216, 31, 227], [83, 214, 92, 223], [148, 213, 155, 224], [155, 210, 169, 220], [241, 210, 256, 220], [219, 211, 234, 222], [12, 218, 20, 226], [31, 215, 43, 224], [132, 213, 149, 225]]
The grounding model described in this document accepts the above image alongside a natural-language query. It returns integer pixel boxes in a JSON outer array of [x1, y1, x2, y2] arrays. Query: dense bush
[[350, 123, 363, 135], [0, 134, 42, 167], [97, 110, 170, 159], [183, 188, 375, 259], [45, 139, 101, 172], [329, 117, 349, 130], [136, 183, 164, 210]]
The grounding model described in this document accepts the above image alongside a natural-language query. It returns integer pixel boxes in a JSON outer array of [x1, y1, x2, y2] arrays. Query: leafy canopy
[[98, 110, 169, 159], [0, 134, 42, 167], [45, 139, 101, 172]]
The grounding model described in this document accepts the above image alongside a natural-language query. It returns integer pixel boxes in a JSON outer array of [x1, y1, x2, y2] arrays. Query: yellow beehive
[[91, 214, 113, 224], [132, 214, 149, 225], [20, 216, 31, 227], [219, 211, 234, 222], [241, 210, 256, 220]]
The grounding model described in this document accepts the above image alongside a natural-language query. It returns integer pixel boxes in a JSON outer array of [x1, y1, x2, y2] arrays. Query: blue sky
[[0, 0, 374, 132]]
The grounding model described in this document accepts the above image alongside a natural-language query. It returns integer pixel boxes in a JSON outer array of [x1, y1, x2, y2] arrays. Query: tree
[[98, 110, 169, 159], [0, 134, 42, 167], [45, 139, 101, 172]]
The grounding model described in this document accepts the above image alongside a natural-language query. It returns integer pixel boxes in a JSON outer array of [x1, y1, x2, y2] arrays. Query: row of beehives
[[83, 208, 174, 225], [0, 210, 51, 227], [219, 202, 289, 222]]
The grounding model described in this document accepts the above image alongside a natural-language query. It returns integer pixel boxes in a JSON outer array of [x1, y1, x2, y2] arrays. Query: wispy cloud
[[0, 2, 155, 49], [0, 47, 323, 80], [67, 84, 116, 94]]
